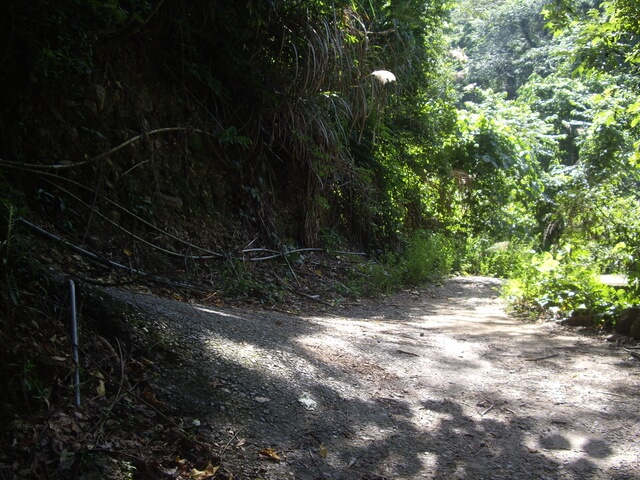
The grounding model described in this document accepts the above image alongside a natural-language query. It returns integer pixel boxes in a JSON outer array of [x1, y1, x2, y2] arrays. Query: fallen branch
[[289, 288, 333, 306], [19, 217, 129, 270], [525, 353, 559, 362], [37, 178, 223, 260], [246, 248, 324, 261], [0, 127, 205, 171], [622, 347, 640, 360], [242, 247, 367, 260], [219, 426, 246, 456], [472, 445, 487, 457], [11, 169, 367, 263], [18, 218, 208, 294], [480, 405, 494, 416], [396, 349, 420, 357]]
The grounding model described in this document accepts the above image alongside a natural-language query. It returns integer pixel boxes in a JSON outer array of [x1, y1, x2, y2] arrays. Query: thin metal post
[[69, 279, 81, 408]]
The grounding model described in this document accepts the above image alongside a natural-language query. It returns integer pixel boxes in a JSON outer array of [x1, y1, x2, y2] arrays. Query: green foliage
[[346, 230, 457, 296], [142, 0, 457, 246], [347, 254, 403, 297], [551, 0, 640, 73], [444, 88, 550, 239], [398, 231, 456, 284], [446, 0, 640, 322], [218, 258, 282, 303], [504, 244, 632, 321], [460, 237, 535, 278], [5, 0, 154, 81], [452, 0, 555, 96], [6, 360, 52, 412], [542, 0, 640, 142]]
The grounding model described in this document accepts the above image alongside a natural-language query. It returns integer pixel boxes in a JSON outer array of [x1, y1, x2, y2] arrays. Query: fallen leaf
[[140, 357, 154, 367], [143, 390, 165, 409], [258, 447, 281, 461], [190, 461, 219, 479], [190, 468, 207, 479], [96, 380, 106, 397], [318, 444, 327, 458]]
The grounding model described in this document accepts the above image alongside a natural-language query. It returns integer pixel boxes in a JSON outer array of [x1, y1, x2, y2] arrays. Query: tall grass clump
[[347, 252, 403, 297], [398, 231, 456, 285], [346, 230, 457, 296], [460, 236, 535, 278]]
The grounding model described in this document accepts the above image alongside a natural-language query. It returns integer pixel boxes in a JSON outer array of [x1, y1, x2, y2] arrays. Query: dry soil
[[109, 276, 640, 480]]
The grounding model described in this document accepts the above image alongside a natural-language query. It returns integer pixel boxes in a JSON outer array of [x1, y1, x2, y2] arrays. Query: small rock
[[60, 98, 77, 109], [63, 127, 79, 144], [106, 210, 121, 224], [85, 235, 104, 251], [565, 309, 595, 327], [156, 192, 183, 210], [91, 85, 107, 112], [616, 307, 640, 335], [630, 318, 640, 340], [299, 394, 317, 410], [83, 99, 98, 115]]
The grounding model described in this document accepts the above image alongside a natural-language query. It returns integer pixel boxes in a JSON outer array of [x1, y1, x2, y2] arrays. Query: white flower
[[371, 70, 397, 84]]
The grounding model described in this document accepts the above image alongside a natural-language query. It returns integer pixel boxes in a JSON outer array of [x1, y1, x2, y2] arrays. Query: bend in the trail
[[109, 276, 640, 480]]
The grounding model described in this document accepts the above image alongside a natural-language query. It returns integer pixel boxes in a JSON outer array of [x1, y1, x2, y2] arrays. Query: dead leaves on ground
[[3, 337, 230, 480], [162, 458, 227, 479], [6, 404, 232, 479], [258, 447, 282, 461]]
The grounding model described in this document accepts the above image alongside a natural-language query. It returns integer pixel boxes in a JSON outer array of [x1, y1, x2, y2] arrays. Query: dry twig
[[525, 353, 559, 362]]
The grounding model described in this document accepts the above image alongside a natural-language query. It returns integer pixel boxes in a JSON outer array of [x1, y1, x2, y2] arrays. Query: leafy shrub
[[219, 258, 281, 303], [461, 236, 535, 278], [398, 231, 456, 285], [346, 231, 457, 296], [503, 244, 632, 321], [347, 254, 402, 297]]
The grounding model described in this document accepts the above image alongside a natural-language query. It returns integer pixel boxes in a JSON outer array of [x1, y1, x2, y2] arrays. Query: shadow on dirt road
[[109, 277, 640, 480]]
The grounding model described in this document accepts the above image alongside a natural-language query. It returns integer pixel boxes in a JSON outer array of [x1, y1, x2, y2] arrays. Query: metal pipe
[[69, 279, 81, 408]]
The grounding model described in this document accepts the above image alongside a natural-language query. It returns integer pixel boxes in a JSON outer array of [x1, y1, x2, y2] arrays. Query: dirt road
[[112, 277, 640, 479]]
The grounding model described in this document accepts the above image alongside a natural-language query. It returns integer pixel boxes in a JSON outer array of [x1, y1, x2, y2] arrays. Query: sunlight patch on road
[[433, 335, 471, 358], [201, 334, 371, 400], [193, 305, 244, 319]]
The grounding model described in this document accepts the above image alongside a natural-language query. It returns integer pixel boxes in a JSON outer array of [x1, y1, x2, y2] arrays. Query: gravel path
[[109, 277, 640, 479]]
